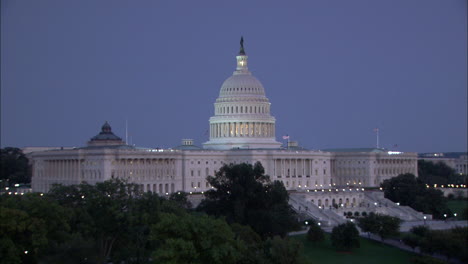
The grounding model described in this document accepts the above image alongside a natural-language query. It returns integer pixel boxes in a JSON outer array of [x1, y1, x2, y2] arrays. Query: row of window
[[190, 168, 216, 177], [112, 159, 174, 165], [223, 87, 261, 93], [216, 104, 269, 115]]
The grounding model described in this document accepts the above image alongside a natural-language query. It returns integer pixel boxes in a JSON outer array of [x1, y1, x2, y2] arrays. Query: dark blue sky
[[1, 0, 467, 153]]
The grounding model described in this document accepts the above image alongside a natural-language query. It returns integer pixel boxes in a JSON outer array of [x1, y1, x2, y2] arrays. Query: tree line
[[0, 162, 306, 264]]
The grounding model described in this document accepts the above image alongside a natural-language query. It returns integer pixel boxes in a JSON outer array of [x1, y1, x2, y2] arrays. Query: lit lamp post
[[423, 216, 426, 225], [454, 213, 457, 219], [444, 214, 447, 222]]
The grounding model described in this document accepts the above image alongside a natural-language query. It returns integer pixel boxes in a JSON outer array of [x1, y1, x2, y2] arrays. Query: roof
[[89, 121, 123, 141], [322, 148, 388, 153], [173, 144, 203, 150]]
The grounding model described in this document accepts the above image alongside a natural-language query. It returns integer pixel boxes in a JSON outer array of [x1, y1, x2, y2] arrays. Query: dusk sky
[[1, 0, 466, 153]]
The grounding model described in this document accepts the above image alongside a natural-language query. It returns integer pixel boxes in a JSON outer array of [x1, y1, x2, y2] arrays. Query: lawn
[[447, 200, 468, 219], [292, 234, 420, 264]]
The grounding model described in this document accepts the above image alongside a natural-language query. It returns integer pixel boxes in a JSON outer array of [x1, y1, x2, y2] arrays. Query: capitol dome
[[203, 38, 281, 150], [219, 74, 266, 98]]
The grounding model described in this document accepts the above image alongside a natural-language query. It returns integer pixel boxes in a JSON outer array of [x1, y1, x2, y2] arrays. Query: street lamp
[[423, 216, 426, 225]]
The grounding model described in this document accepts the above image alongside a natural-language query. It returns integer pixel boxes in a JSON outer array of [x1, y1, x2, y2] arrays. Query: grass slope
[[292, 234, 419, 264]]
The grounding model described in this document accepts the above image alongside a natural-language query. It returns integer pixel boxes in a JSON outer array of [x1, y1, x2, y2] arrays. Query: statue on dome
[[239, 36, 246, 55]]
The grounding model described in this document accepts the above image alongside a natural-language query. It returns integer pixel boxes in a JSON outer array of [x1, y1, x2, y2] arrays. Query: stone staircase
[[363, 191, 426, 221], [289, 193, 346, 226], [289, 191, 429, 227]]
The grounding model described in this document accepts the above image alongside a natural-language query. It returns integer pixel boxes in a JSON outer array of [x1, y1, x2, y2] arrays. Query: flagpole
[[125, 119, 128, 144], [375, 128, 379, 149]]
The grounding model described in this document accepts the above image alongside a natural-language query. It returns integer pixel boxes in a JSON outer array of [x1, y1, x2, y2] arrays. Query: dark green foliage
[[381, 174, 451, 219], [168, 191, 192, 209], [411, 226, 468, 263], [0, 178, 307, 263], [150, 213, 243, 264], [330, 222, 360, 251], [0, 193, 71, 263], [48, 178, 159, 263], [263, 236, 305, 264], [198, 162, 299, 238], [306, 222, 325, 243], [230, 223, 266, 263], [410, 225, 430, 237], [418, 160, 462, 185], [357, 214, 401, 241], [381, 173, 423, 205], [402, 233, 420, 251], [0, 147, 31, 185]]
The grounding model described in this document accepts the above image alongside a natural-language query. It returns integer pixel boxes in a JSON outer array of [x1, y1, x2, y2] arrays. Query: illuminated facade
[[30, 40, 418, 194]]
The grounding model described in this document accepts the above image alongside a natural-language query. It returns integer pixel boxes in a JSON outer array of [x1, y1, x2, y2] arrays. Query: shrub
[[307, 222, 325, 243], [330, 222, 360, 251]]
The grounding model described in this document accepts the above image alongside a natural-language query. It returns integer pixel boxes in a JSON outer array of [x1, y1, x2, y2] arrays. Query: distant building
[[30, 40, 418, 194]]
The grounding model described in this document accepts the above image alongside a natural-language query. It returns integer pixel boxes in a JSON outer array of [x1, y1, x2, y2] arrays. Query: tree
[[419, 227, 468, 263], [48, 178, 147, 263], [0, 147, 31, 185], [410, 225, 430, 237], [112, 191, 162, 264], [381, 173, 423, 206], [306, 221, 325, 243], [381, 173, 451, 219], [168, 191, 192, 209], [198, 162, 299, 238], [0, 193, 71, 263], [150, 213, 243, 264], [263, 236, 305, 264], [357, 214, 401, 241], [418, 160, 458, 185], [330, 222, 360, 251]]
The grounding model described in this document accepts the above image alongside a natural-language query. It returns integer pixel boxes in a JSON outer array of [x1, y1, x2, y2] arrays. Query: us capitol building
[[30, 40, 418, 197]]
